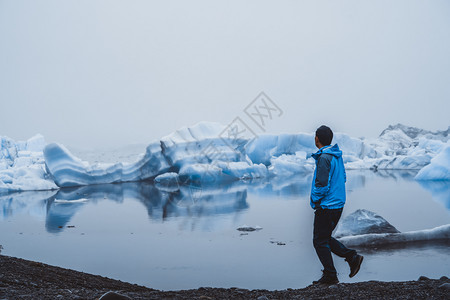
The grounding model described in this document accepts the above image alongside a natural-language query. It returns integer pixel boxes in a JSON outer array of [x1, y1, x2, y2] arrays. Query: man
[[310, 125, 363, 285]]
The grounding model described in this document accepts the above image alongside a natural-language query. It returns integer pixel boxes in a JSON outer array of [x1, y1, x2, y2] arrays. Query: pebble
[[257, 296, 269, 300], [419, 276, 430, 281], [440, 276, 449, 281], [438, 283, 450, 290], [328, 284, 339, 289]]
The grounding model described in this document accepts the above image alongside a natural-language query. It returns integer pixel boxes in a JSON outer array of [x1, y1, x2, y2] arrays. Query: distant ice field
[[1, 122, 450, 193]]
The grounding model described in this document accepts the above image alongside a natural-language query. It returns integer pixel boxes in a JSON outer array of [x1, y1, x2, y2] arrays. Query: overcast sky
[[1, 0, 449, 149]]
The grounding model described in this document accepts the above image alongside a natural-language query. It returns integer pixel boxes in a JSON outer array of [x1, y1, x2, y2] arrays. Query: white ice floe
[[2, 123, 450, 190], [338, 224, 450, 247]]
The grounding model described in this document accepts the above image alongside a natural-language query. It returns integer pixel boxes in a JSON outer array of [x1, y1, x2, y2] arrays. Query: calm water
[[1, 170, 449, 290]]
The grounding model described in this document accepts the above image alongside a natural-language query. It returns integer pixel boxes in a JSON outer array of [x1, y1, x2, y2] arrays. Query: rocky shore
[[0, 255, 449, 299]]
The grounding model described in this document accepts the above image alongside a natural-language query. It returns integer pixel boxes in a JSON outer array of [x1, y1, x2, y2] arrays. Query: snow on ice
[[1, 123, 450, 191]]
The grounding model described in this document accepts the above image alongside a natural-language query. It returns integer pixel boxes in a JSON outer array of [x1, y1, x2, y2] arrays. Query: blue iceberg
[[415, 143, 450, 181]]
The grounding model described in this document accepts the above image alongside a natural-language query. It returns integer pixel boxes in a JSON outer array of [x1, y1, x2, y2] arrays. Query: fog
[[1, 0, 449, 149]]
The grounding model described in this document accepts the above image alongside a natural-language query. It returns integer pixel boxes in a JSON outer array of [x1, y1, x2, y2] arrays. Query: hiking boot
[[312, 272, 339, 285], [347, 254, 364, 278]]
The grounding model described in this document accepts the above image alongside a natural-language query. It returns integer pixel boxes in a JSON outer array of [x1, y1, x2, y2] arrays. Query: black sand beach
[[0, 255, 449, 299]]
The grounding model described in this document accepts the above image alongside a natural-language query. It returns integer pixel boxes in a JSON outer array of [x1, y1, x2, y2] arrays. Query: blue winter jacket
[[310, 144, 346, 210]]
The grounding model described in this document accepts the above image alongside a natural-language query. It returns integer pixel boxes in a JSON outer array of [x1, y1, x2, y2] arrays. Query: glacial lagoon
[[1, 170, 449, 290]]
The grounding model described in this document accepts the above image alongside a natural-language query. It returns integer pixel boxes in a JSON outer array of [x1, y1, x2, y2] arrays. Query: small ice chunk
[[237, 224, 263, 232]]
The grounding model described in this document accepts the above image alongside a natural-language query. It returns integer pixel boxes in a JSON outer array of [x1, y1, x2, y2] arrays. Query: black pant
[[313, 208, 356, 276]]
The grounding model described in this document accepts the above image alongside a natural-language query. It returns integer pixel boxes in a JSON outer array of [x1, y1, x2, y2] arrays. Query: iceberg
[[346, 126, 447, 170], [0, 134, 57, 193], [1, 134, 45, 166], [178, 161, 268, 184], [0, 165, 57, 193], [43, 141, 171, 187], [268, 152, 314, 177], [336, 209, 449, 248], [415, 143, 450, 181], [160, 122, 246, 168], [244, 133, 316, 165], [335, 209, 400, 238], [43, 122, 268, 187]]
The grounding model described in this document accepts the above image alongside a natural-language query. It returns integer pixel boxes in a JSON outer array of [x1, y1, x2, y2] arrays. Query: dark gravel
[[0, 255, 449, 299]]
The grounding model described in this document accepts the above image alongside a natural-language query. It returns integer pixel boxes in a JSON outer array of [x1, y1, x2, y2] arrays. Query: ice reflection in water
[[1, 173, 318, 233], [43, 182, 250, 233], [418, 180, 450, 209]]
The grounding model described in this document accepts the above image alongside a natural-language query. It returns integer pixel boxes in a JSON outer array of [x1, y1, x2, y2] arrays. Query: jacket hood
[[311, 144, 342, 160]]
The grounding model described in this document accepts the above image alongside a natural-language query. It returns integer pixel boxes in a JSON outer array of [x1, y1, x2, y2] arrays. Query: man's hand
[[310, 196, 321, 209]]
